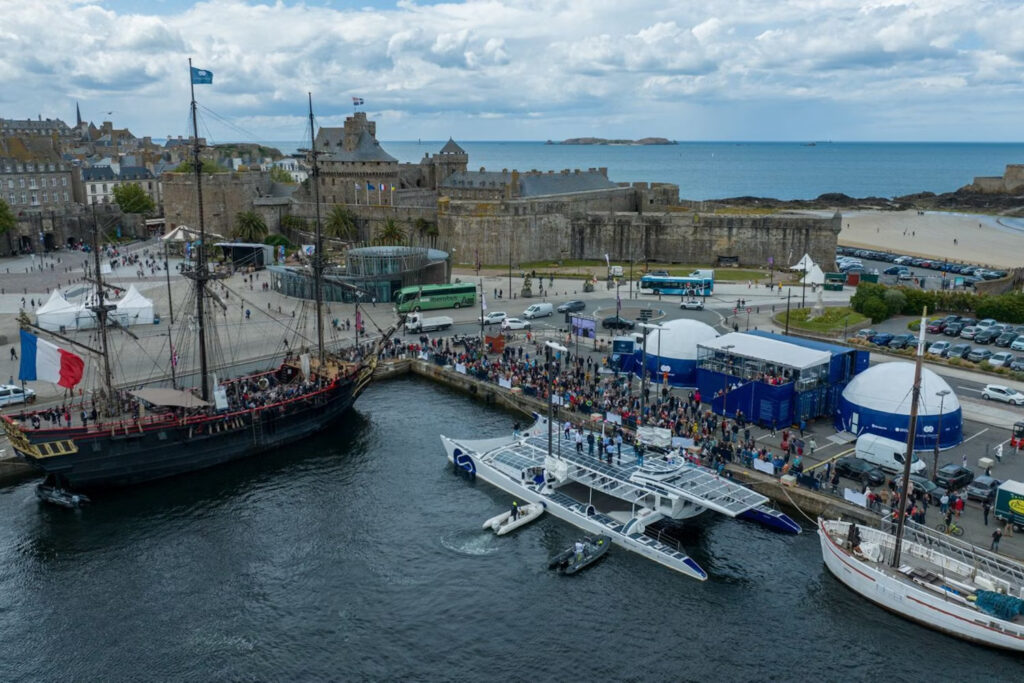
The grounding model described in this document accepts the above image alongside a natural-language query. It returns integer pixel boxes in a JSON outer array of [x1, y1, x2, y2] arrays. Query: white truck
[[404, 312, 454, 333]]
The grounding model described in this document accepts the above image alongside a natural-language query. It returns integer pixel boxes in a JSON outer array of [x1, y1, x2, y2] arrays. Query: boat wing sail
[[632, 468, 768, 517]]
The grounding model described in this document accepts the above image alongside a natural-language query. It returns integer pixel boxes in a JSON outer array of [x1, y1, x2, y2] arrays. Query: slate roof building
[[440, 167, 616, 200]]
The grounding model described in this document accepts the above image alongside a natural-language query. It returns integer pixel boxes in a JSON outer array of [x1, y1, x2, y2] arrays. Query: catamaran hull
[[441, 435, 708, 580], [817, 519, 1024, 653], [6, 381, 359, 490]]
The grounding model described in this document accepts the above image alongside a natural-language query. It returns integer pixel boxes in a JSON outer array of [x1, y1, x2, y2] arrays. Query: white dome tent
[[835, 361, 962, 450], [34, 290, 79, 332], [634, 318, 719, 386], [790, 253, 815, 272]]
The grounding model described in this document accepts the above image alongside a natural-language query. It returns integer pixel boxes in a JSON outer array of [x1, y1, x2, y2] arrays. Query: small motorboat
[[738, 504, 802, 534], [483, 502, 544, 535], [35, 484, 90, 509], [548, 535, 610, 575]]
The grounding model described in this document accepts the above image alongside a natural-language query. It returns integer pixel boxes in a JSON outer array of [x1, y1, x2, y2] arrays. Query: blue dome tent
[[634, 319, 718, 387]]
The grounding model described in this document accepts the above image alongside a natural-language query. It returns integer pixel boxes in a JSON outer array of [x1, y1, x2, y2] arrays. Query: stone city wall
[[439, 196, 840, 268], [162, 171, 273, 237]]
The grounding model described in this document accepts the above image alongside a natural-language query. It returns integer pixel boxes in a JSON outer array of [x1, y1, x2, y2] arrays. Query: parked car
[[927, 340, 951, 356], [501, 317, 531, 330], [480, 311, 508, 325], [894, 256, 913, 265], [935, 463, 974, 490], [897, 270, 913, 281], [944, 322, 965, 336], [981, 384, 1024, 405], [0, 384, 36, 407], [601, 315, 635, 330], [870, 332, 895, 346], [1012, 337, 1024, 352], [925, 318, 947, 333], [967, 348, 993, 363], [995, 332, 1019, 347], [973, 328, 1001, 345], [835, 457, 886, 487], [966, 476, 1002, 502], [976, 318, 998, 329], [988, 352, 1016, 368], [945, 343, 972, 359], [556, 300, 586, 313], [1011, 358, 1024, 372], [888, 334, 915, 350], [679, 298, 704, 311], [855, 328, 877, 340], [909, 474, 943, 505], [959, 326, 980, 340], [883, 266, 902, 275]]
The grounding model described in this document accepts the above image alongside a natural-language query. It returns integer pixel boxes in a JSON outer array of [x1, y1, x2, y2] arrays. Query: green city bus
[[394, 283, 477, 313]]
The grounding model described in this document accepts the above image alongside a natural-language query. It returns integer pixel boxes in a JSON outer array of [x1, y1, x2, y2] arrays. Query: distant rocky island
[[546, 137, 677, 146]]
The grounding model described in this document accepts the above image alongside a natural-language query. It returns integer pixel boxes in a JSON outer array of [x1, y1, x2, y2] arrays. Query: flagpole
[[377, 184, 381, 205]]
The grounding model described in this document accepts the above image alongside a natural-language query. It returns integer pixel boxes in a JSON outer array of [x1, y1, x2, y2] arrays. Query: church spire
[[76, 101, 82, 127]]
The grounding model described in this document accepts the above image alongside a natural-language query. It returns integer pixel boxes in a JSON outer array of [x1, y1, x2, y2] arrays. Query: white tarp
[[637, 426, 673, 448], [113, 284, 154, 326], [35, 290, 80, 331], [804, 264, 826, 285], [699, 332, 830, 371], [790, 253, 815, 272]]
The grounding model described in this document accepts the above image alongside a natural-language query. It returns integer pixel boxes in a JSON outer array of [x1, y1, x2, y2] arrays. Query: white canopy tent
[[113, 285, 155, 326], [35, 290, 80, 331], [161, 225, 223, 242], [790, 253, 815, 272], [804, 264, 826, 285], [699, 332, 830, 371]]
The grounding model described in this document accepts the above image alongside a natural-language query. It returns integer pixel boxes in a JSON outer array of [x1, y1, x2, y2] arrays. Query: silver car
[[981, 384, 1024, 405]]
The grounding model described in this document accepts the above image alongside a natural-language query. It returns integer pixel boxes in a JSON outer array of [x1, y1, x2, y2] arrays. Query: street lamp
[[933, 389, 951, 479], [546, 340, 568, 460], [638, 323, 665, 425]]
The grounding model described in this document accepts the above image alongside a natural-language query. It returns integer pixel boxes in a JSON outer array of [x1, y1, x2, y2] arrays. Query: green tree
[[280, 215, 308, 232], [882, 288, 907, 317], [375, 218, 406, 245], [112, 182, 156, 215], [324, 206, 358, 240], [173, 159, 227, 174], [269, 166, 295, 184], [0, 198, 15, 254], [414, 216, 439, 243], [232, 210, 268, 242], [860, 297, 889, 323]]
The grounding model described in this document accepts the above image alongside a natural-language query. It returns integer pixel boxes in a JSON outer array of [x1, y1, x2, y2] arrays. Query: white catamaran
[[818, 312, 1024, 652]]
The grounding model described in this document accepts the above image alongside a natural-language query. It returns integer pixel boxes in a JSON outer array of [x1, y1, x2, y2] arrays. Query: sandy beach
[[833, 210, 1022, 269]]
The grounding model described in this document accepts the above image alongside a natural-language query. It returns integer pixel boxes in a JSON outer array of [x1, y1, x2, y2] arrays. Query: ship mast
[[88, 203, 117, 414], [187, 57, 211, 401], [307, 93, 326, 369], [891, 306, 927, 568]]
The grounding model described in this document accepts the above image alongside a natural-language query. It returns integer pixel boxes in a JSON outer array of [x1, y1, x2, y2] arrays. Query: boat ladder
[[251, 412, 264, 446]]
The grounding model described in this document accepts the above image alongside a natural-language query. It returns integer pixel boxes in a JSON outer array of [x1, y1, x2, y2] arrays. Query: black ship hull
[[5, 377, 362, 490]]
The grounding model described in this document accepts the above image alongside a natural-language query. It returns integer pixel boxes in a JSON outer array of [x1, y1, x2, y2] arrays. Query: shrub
[[860, 297, 889, 323]]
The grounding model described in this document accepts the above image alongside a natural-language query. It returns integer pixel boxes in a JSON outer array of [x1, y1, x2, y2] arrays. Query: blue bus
[[639, 270, 714, 296]]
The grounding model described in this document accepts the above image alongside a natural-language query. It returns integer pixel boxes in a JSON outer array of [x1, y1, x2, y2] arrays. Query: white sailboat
[[818, 311, 1024, 652]]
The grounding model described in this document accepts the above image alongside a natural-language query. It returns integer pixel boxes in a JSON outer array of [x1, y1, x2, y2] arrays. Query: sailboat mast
[[308, 93, 326, 368], [89, 203, 115, 412], [891, 306, 927, 568], [189, 57, 211, 401]]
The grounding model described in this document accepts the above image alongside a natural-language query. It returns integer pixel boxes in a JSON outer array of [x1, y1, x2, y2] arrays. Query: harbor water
[[1, 377, 1022, 681]]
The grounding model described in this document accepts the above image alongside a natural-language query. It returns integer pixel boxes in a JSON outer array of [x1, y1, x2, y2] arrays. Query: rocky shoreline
[[704, 188, 1024, 216]]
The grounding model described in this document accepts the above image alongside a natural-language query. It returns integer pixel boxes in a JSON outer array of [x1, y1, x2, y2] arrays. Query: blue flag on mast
[[190, 67, 213, 84]]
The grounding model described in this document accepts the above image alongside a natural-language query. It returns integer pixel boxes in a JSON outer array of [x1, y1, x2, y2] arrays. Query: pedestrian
[[799, 418, 806, 436], [587, 431, 595, 456], [808, 437, 817, 455], [9, 347, 16, 361], [961, 452, 967, 468], [574, 429, 583, 454], [940, 492, 949, 514], [991, 527, 1002, 552], [983, 499, 991, 526]]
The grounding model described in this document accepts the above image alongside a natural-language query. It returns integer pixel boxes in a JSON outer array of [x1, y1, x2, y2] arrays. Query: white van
[[522, 302, 553, 319], [855, 434, 926, 474]]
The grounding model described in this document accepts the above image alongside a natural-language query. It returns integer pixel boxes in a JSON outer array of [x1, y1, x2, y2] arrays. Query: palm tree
[[324, 206, 357, 240], [233, 210, 268, 242], [414, 217, 439, 245], [375, 218, 406, 245]]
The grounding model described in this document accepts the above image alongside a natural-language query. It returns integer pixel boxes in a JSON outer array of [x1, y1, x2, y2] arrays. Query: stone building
[[440, 167, 616, 200], [162, 170, 273, 236], [965, 164, 1024, 194], [0, 137, 75, 212]]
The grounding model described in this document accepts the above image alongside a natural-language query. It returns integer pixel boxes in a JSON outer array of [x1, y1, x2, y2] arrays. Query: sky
[[2, 0, 1023, 143]]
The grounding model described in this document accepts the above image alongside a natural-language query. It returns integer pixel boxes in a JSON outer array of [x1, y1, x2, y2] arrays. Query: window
[[63, 191, 69, 202], [42, 191, 48, 203], [6, 179, 11, 189], [62, 177, 67, 186], [30, 193, 37, 205], [8, 192, 13, 203], [50, 177, 56, 187], [49, 163, 54, 172], [20, 192, 26, 204], [19, 178, 25, 188], [102, 183, 107, 192]]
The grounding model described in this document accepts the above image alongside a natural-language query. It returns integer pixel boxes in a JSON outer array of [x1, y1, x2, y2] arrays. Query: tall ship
[[1, 66, 396, 490], [817, 313, 1024, 652]]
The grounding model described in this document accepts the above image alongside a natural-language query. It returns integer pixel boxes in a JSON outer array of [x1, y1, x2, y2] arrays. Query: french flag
[[19, 330, 85, 389]]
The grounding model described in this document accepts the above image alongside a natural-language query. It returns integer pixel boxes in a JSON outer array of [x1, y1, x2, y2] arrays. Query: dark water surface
[[2, 377, 1022, 681]]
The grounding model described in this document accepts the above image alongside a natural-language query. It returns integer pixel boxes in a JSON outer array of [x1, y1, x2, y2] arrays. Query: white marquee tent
[[790, 253, 815, 272], [113, 285, 155, 326], [34, 290, 80, 331], [804, 264, 826, 285]]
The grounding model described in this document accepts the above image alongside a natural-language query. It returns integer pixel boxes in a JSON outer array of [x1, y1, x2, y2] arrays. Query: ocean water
[[264, 139, 1024, 201], [1, 377, 1023, 681]]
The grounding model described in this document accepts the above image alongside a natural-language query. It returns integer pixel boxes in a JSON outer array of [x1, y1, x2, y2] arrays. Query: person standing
[[983, 499, 992, 526], [586, 431, 595, 456], [991, 527, 1002, 552], [9, 347, 16, 361], [510, 501, 519, 521]]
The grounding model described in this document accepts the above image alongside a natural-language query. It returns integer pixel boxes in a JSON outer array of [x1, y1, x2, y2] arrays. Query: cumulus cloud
[[1, 0, 1021, 141]]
